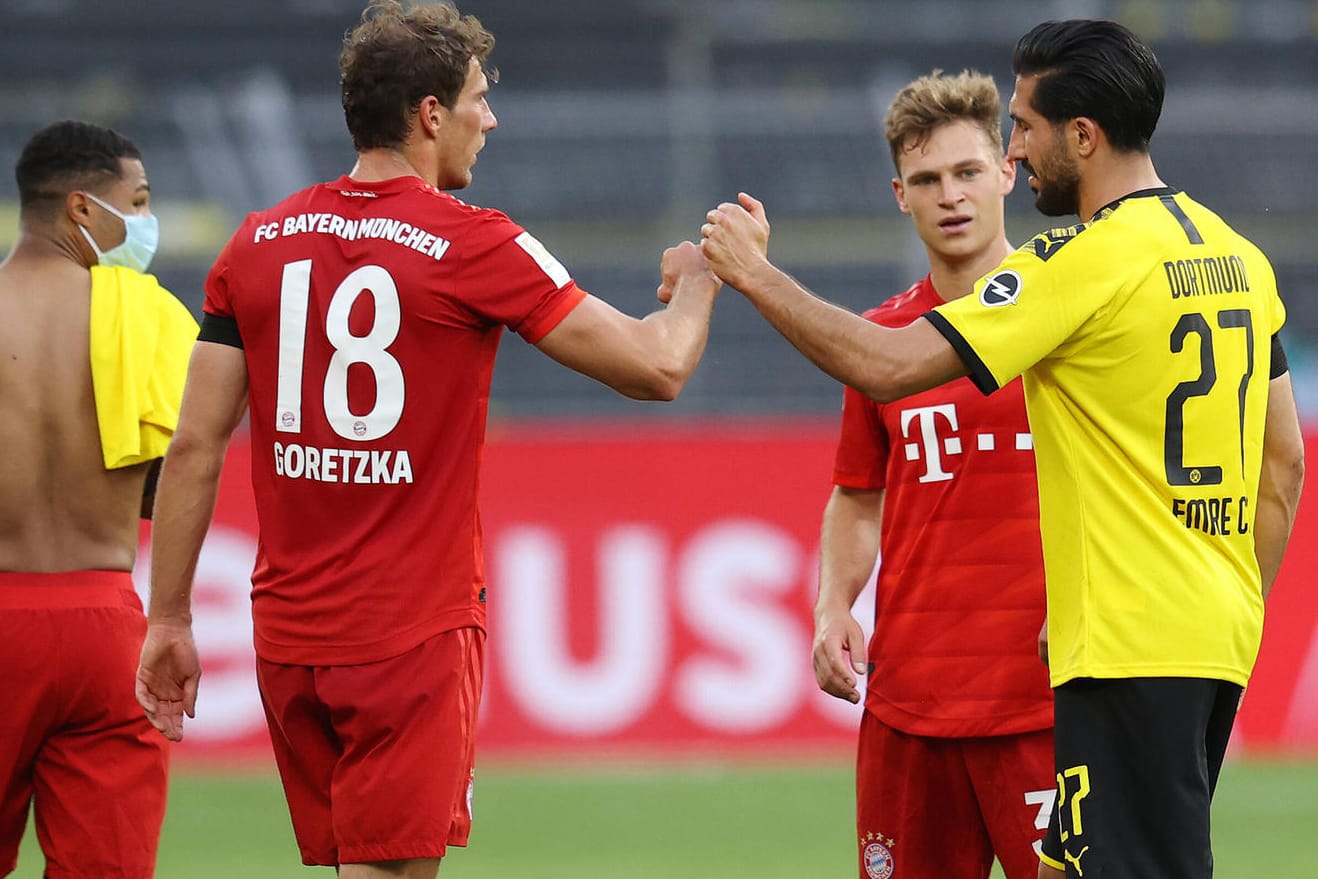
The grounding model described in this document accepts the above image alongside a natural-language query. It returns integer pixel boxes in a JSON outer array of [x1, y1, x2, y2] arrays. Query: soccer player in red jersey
[[0, 121, 196, 878], [133, 3, 719, 877], [811, 71, 1054, 879]]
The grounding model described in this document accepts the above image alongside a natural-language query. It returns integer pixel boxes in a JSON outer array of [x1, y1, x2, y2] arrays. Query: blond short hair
[[883, 69, 1003, 174]]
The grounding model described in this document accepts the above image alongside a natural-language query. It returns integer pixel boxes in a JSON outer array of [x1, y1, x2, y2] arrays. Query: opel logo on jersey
[[979, 270, 1023, 307]]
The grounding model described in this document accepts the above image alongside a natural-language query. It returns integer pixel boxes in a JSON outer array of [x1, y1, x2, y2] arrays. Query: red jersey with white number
[[833, 276, 1051, 737], [204, 175, 585, 665]]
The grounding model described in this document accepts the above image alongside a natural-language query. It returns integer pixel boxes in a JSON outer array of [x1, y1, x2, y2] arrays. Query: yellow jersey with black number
[[926, 188, 1284, 688]]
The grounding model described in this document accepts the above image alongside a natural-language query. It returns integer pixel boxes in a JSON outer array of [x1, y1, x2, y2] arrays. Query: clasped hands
[[658, 192, 773, 305]]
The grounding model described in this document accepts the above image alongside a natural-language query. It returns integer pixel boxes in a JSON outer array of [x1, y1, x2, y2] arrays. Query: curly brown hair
[[883, 70, 1003, 175], [339, 0, 496, 151]]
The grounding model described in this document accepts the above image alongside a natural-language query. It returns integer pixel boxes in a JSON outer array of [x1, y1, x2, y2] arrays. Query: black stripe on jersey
[[199, 311, 244, 349], [922, 311, 999, 395], [1271, 333, 1289, 379], [1028, 223, 1087, 262], [1158, 195, 1204, 244]]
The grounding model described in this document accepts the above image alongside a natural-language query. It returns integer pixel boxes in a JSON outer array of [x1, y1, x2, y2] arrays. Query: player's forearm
[[1254, 491, 1299, 600], [735, 262, 960, 403], [817, 539, 876, 618], [816, 555, 872, 623], [1254, 375, 1305, 598], [633, 273, 720, 400], [815, 487, 883, 620], [146, 436, 226, 624]]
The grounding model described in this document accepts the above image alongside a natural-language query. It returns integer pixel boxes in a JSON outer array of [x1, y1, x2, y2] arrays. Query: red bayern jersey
[[833, 276, 1052, 738], [204, 175, 585, 665]]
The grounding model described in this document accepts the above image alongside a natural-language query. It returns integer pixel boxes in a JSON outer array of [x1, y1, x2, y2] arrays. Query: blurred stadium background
[[3, 0, 1317, 875]]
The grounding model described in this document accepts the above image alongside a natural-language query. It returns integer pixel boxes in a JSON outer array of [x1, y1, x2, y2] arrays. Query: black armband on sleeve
[[1271, 333, 1288, 379], [199, 311, 244, 349], [922, 311, 1000, 395], [143, 458, 161, 497]]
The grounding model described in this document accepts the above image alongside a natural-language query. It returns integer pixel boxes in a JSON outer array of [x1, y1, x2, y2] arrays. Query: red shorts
[[0, 570, 169, 879], [257, 626, 485, 866], [856, 710, 1054, 879]]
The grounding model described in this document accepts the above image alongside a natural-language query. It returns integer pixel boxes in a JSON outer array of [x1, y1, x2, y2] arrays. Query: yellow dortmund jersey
[[927, 188, 1285, 688]]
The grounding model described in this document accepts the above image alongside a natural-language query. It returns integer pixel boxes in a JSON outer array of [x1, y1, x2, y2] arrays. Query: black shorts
[[1040, 676, 1241, 878]]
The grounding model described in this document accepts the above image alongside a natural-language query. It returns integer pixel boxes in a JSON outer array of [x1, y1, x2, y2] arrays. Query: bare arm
[[534, 241, 720, 401], [813, 485, 884, 703], [701, 193, 967, 402], [136, 341, 249, 741], [1255, 372, 1305, 599]]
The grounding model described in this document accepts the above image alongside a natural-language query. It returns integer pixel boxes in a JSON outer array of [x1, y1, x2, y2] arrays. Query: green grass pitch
[[13, 758, 1318, 876]]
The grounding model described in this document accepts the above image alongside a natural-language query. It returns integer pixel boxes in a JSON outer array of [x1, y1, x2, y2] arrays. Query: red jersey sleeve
[[202, 228, 240, 319], [456, 211, 586, 343], [832, 384, 889, 489]]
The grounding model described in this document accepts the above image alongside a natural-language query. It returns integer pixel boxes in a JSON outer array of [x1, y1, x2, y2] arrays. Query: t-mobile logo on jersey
[[900, 403, 1033, 483]]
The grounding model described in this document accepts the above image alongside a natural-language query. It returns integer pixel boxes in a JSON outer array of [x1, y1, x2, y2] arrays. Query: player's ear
[[891, 177, 910, 215], [999, 154, 1017, 194], [65, 189, 95, 225], [416, 95, 445, 139], [1072, 116, 1100, 159]]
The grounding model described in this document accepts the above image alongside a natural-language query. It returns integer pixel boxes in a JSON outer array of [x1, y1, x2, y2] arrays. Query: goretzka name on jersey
[[273, 442, 415, 484]]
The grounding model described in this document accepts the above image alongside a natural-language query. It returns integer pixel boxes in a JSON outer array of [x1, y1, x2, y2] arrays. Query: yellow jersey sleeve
[[927, 220, 1133, 394]]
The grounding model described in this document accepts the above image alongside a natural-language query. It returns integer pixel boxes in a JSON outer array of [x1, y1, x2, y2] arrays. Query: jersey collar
[[1094, 186, 1179, 217]]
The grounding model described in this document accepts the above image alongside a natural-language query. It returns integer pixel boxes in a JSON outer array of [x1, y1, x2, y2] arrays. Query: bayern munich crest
[[863, 833, 895, 879]]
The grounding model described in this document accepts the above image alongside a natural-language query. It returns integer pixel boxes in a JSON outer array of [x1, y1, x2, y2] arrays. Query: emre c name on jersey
[[253, 213, 453, 262], [1171, 495, 1248, 536], [1164, 254, 1250, 299]]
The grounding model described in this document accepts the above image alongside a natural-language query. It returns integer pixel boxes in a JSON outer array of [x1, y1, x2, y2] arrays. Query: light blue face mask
[[78, 191, 159, 273]]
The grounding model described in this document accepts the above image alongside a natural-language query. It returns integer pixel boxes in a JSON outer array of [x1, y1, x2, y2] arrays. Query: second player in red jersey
[[834, 278, 1051, 737], [807, 72, 1055, 879], [137, 4, 721, 877]]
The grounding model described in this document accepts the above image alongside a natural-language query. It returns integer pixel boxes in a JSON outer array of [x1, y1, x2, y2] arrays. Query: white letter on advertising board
[[674, 519, 807, 733], [496, 525, 668, 735]]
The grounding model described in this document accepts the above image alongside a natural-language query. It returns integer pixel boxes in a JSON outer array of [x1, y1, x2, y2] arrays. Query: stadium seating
[[1, 0, 1313, 415]]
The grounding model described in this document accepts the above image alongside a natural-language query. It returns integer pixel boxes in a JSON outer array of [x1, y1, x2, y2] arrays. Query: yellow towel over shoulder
[[89, 264, 199, 469]]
